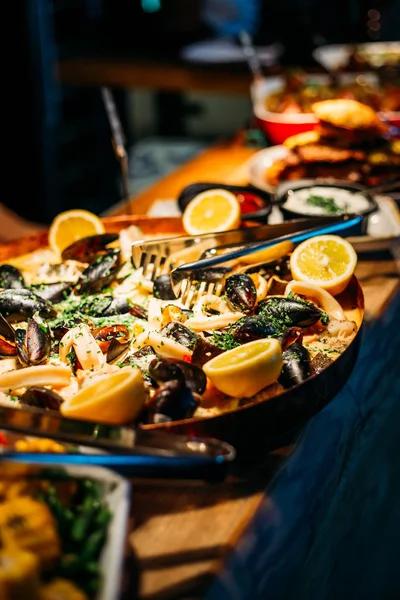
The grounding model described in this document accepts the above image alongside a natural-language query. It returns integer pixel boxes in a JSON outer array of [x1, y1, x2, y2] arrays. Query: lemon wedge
[[60, 367, 146, 425], [182, 189, 241, 235], [48, 209, 105, 257], [290, 234, 357, 296], [203, 338, 282, 398]]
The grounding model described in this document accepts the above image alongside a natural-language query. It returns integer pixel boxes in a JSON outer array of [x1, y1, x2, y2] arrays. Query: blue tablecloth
[[207, 290, 400, 600]]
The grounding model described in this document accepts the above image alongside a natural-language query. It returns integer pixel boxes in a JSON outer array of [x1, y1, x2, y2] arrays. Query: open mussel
[[19, 386, 63, 410], [191, 336, 224, 367], [149, 357, 207, 395], [74, 251, 122, 294], [279, 342, 312, 389], [225, 273, 257, 313], [0, 315, 16, 356], [278, 327, 303, 351], [118, 345, 158, 386], [61, 233, 119, 263], [0, 289, 57, 321], [0, 265, 25, 289], [92, 324, 131, 362], [256, 297, 322, 328], [15, 317, 51, 366]]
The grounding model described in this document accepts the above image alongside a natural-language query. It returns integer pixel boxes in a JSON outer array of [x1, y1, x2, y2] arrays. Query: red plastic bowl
[[252, 75, 400, 145]]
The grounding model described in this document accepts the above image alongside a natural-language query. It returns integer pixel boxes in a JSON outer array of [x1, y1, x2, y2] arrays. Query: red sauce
[[235, 192, 266, 214]]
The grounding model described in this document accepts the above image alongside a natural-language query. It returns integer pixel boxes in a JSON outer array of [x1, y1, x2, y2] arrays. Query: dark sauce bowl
[[177, 182, 273, 223], [275, 179, 379, 236]]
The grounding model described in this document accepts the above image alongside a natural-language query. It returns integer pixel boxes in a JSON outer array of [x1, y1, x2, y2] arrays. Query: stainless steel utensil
[[131, 215, 346, 283], [0, 404, 235, 481], [170, 215, 362, 303]]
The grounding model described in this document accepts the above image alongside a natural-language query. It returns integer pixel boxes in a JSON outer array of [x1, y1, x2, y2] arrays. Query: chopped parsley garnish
[[287, 290, 330, 325], [306, 194, 344, 215], [211, 332, 240, 351]]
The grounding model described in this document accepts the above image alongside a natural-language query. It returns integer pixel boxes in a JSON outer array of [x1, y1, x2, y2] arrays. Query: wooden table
[[110, 138, 400, 600]]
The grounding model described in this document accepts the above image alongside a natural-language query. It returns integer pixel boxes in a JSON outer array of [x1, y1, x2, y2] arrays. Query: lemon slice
[[60, 367, 146, 425], [290, 234, 357, 296], [182, 189, 241, 235], [48, 209, 105, 257], [203, 338, 282, 398]]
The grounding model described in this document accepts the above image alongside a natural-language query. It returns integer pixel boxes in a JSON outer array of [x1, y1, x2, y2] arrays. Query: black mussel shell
[[161, 322, 198, 349], [278, 327, 303, 351], [0, 265, 25, 289], [279, 342, 312, 389], [232, 315, 280, 344], [75, 251, 121, 294], [191, 336, 224, 367], [119, 345, 158, 386], [225, 273, 257, 313], [31, 282, 73, 303], [256, 297, 322, 328], [149, 357, 207, 395], [153, 274, 177, 300], [129, 303, 148, 320], [0, 289, 57, 320], [19, 386, 63, 410], [145, 380, 198, 424], [16, 318, 51, 367], [104, 297, 132, 316]]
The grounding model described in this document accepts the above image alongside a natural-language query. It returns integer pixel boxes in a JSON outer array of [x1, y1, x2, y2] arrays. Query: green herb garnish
[[306, 194, 343, 215]]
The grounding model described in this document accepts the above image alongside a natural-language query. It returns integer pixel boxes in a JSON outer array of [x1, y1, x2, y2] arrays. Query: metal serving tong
[[132, 215, 351, 281], [170, 214, 361, 300], [0, 405, 235, 481]]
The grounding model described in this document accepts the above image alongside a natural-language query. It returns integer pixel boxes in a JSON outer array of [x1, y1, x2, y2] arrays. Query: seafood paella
[[0, 218, 361, 427]]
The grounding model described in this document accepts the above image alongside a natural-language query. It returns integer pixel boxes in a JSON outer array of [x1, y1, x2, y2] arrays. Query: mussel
[[0, 289, 57, 320], [74, 251, 121, 294], [19, 386, 63, 410], [278, 327, 303, 351], [0, 315, 16, 356], [191, 336, 224, 367], [15, 317, 51, 366], [225, 273, 257, 313], [149, 357, 207, 395], [92, 324, 131, 362], [31, 282, 73, 303], [153, 274, 177, 301], [256, 297, 322, 328], [279, 342, 312, 389], [61, 233, 119, 263], [232, 315, 280, 344], [118, 345, 158, 386], [145, 380, 198, 424], [0, 265, 25, 289], [80, 294, 145, 318], [161, 322, 199, 349]]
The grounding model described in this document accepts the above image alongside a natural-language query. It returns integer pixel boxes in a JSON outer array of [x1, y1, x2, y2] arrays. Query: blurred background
[[11, 0, 400, 225]]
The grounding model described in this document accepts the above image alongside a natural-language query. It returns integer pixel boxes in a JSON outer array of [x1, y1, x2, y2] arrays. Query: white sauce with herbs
[[284, 186, 371, 216]]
